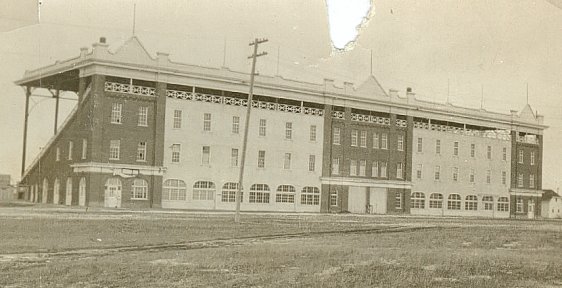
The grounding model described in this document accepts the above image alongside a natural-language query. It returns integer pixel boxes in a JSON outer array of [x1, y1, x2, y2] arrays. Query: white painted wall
[[542, 197, 562, 218]]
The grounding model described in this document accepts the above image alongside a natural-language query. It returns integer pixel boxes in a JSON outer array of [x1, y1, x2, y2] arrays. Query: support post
[[21, 86, 31, 177]]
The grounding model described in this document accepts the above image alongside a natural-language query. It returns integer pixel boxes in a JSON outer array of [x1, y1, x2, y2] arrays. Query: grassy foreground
[[0, 207, 561, 287]]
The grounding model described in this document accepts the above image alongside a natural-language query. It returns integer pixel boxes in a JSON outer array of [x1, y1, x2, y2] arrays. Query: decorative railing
[[252, 100, 276, 110], [332, 111, 345, 119], [517, 136, 539, 145], [278, 103, 302, 114], [303, 107, 324, 116], [414, 121, 511, 141], [350, 113, 391, 125], [396, 119, 407, 128], [223, 97, 248, 107], [104, 82, 156, 96]]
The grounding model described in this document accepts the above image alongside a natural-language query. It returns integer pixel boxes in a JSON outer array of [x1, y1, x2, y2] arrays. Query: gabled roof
[[355, 75, 388, 99], [519, 104, 536, 121], [110, 36, 155, 62], [542, 189, 561, 200]]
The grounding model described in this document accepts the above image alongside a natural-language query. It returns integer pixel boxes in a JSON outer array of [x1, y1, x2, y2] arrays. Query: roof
[[542, 189, 561, 200]]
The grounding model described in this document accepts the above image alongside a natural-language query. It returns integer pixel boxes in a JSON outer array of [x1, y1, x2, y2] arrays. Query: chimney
[[406, 87, 412, 93], [343, 82, 354, 94], [80, 47, 89, 58], [99, 37, 106, 44], [92, 36, 109, 57], [536, 114, 544, 125]]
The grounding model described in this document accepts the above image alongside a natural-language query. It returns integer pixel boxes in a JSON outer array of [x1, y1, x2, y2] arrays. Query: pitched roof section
[[110, 36, 155, 62], [519, 104, 536, 121], [542, 189, 560, 200], [356, 75, 388, 99]]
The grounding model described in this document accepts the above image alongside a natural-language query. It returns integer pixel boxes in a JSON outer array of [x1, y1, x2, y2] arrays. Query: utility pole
[[235, 38, 268, 223]]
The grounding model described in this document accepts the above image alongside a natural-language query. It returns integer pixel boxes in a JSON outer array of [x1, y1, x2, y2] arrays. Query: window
[[310, 125, 317, 141], [435, 139, 441, 154], [416, 164, 422, 179], [380, 162, 387, 178], [452, 167, 459, 182], [131, 178, 148, 200], [173, 110, 182, 128], [109, 140, 120, 160], [516, 197, 523, 213], [285, 122, 293, 140], [530, 151, 535, 165], [249, 184, 270, 203], [411, 192, 425, 209], [162, 179, 186, 201], [283, 153, 292, 169], [82, 139, 87, 160], [396, 163, 403, 179], [381, 133, 388, 149], [360, 131, 367, 147], [447, 194, 461, 210], [68, 141, 73, 160], [397, 135, 404, 151], [111, 103, 122, 124], [259, 119, 267, 136], [258, 150, 266, 168], [372, 161, 379, 177], [529, 174, 535, 188], [276, 185, 295, 203], [232, 116, 240, 134], [203, 113, 211, 131], [497, 197, 509, 212], [332, 158, 340, 175], [482, 196, 494, 211], [470, 169, 475, 183], [429, 193, 443, 209], [333, 127, 341, 145], [137, 142, 147, 161], [434, 165, 440, 180], [486, 170, 491, 184], [221, 182, 241, 203], [171, 144, 180, 163], [373, 133, 379, 149], [502, 147, 507, 161], [193, 181, 215, 201], [395, 191, 402, 209], [518, 150, 524, 164], [351, 130, 358, 146], [453, 142, 459, 156], [502, 171, 507, 185], [202, 146, 210, 165], [138, 106, 148, 126], [470, 144, 475, 157], [417, 137, 423, 153], [231, 148, 239, 167], [518, 174, 524, 188], [465, 195, 478, 210], [56, 147, 60, 161], [350, 160, 357, 176], [330, 189, 338, 206], [308, 155, 316, 172], [487, 146, 492, 160], [359, 160, 366, 176], [301, 187, 320, 205]]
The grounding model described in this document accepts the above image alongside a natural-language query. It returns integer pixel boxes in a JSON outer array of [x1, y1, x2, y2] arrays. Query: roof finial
[[370, 49, 373, 76], [132, 3, 137, 36], [526, 82, 529, 105]]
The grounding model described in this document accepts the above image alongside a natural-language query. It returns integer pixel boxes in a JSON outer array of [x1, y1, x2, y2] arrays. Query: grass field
[[0, 205, 561, 287]]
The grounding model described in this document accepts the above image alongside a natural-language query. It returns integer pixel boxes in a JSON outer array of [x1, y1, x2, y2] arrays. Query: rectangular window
[[137, 142, 146, 161], [487, 146, 492, 160], [283, 153, 291, 169], [360, 131, 367, 148], [231, 148, 239, 167], [350, 160, 357, 176], [483, 196, 494, 211], [359, 160, 366, 176], [310, 125, 317, 141], [138, 106, 148, 126], [452, 167, 459, 182], [81, 139, 87, 160], [232, 116, 240, 134], [516, 197, 523, 213], [416, 164, 422, 179], [380, 162, 387, 178], [258, 150, 266, 168], [530, 151, 535, 165], [202, 146, 210, 165], [309, 155, 316, 172], [351, 130, 358, 146], [333, 127, 341, 145], [381, 133, 388, 149], [171, 144, 180, 163], [417, 137, 423, 153], [68, 141, 73, 160], [434, 165, 440, 180], [56, 147, 60, 161], [395, 192, 402, 209], [109, 140, 120, 160], [470, 169, 475, 183], [518, 174, 524, 187], [502, 171, 507, 185], [330, 189, 338, 206], [173, 110, 182, 129], [453, 141, 459, 156], [372, 161, 379, 177], [373, 133, 380, 149], [530, 174, 535, 188], [111, 103, 122, 124], [518, 150, 524, 164], [332, 158, 340, 175], [259, 119, 266, 136], [203, 113, 211, 131], [435, 139, 441, 154], [486, 170, 491, 184], [470, 144, 475, 158], [397, 135, 404, 151], [396, 162, 403, 179], [502, 147, 507, 161], [285, 122, 293, 140]]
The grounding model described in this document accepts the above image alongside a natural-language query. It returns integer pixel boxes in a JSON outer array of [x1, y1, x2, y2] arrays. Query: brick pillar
[[320, 105, 333, 213], [90, 74, 106, 163], [151, 81, 167, 208]]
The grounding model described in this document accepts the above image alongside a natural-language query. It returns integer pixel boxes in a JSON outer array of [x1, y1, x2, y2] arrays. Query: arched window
[[301, 187, 320, 205], [131, 178, 148, 200], [465, 195, 478, 210], [276, 185, 296, 203], [65, 178, 73, 206], [249, 184, 270, 203], [79, 177, 87, 206], [411, 192, 425, 209], [162, 179, 186, 201], [447, 194, 461, 210], [193, 181, 215, 200], [42, 178, 49, 204], [482, 196, 494, 210], [53, 178, 60, 205], [429, 193, 443, 209], [221, 182, 241, 203], [497, 197, 509, 212]]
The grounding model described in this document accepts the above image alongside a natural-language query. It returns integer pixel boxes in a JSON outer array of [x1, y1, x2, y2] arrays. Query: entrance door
[[369, 187, 388, 214], [79, 177, 86, 206], [528, 199, 535, 219], [348, 186, 367, 214], [104, 178, 122, 208], [65, 178, 72, 205]]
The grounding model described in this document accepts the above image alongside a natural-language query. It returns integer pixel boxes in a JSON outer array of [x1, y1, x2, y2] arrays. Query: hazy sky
[[0, 0, 561, 189]]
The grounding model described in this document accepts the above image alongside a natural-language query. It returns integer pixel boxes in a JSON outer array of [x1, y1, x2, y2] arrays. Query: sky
[[0, 0, 561, 189]]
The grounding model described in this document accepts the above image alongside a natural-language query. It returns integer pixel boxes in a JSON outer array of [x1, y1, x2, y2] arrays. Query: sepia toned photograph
[[0, 0, 561, 287]]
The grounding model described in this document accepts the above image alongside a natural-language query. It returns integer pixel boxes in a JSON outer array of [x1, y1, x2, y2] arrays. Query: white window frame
[[396, 162, 403, 179], [373, 133, 380, 149], [111, 103, 122, 124], [131, 178, 148, 200], [332, 158, 340, 175], [137, 142, 147, 162], [275, 185, 295, 203], [232, 116, 240, 134], [502, 171, 507, 185], [171, 144, 180, 163], [411, 192, 425, 209], [486, 170, 491, 184], [162, 179, 186, 201], [81, 139, 87, 160], [203, 113, 211, 131], [447, 194, 461, 210], [530, 151, 535, 165], [56, 147, 60, 161], [249, 184, 270, 203], [359, 160, 366, 176], [502, 147, 507, 161], [68, 141, 73, 160], [497, 197, 509, 212], [529, 174, 535, 188], [518, 174, 524, 188], [360, 131, 367, 148], [397, 135, 404, 151], [173, 110, 182, 129], [283, 153, 292, 170], [434, 165, 440, 181], [453, 141, 459, 156], [308, 155, 316, 172], [380, 162, 387, 178], [351, 130, 358, 147], [372, 161, 379, 178], [330, 189, 338, 206], [416, 164, 422, 179], [109, 140, 120, 160], [465, 195, 478, 210], [193, 181, 216, 201], [231, 148, 239, 167], [138, 106, 148, 127], [301, 187, 320, 205], [202, 146, 211, 165], [429, 193, 443, 209], [310, 125, 317, 142], [381, 133, 388, 149], [417, 137, 422, 153], [452, 167, 459, 182], [518, 150, 524, 164], [487, 146, 492, 160], [285, 122, 293, 140], [482, 196, 494, 211], [258, 150, 266, 168], [470, 144, 475, 158], [470, 169, 475, 183], [333, 127, 341, 145], [350, 160, 357, 176], [259, 119, 267, 136], [435, 139, 441, 154]]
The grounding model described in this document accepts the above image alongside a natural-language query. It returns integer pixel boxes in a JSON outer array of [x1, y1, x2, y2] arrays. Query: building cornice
[[321, 177, 412, 189]]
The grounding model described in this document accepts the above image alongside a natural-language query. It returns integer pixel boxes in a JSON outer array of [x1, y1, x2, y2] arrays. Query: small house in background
[[0, 174, 15, 201], [541, 190, 562, 219]]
